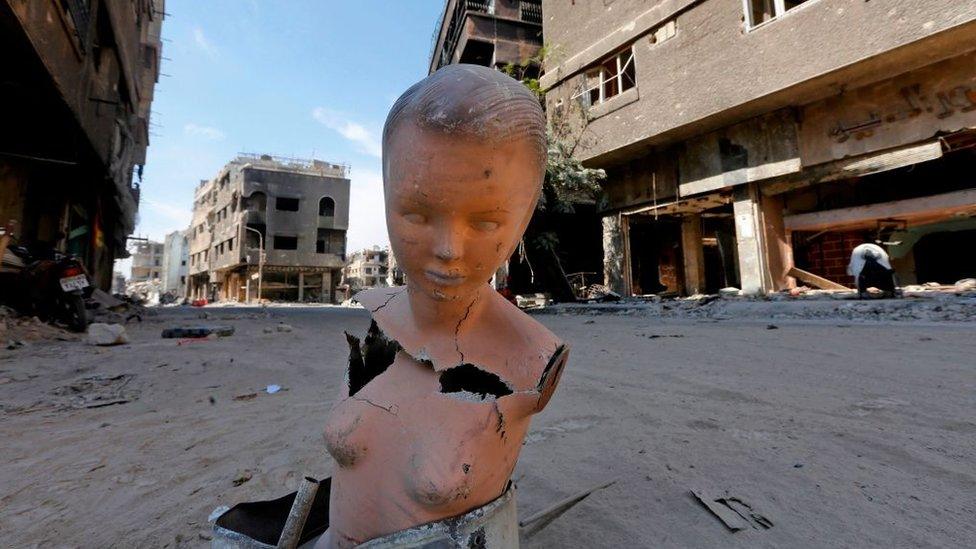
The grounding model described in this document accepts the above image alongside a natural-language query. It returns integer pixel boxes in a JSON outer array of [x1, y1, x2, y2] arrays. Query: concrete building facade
[[161, 229, 188, 297], [187, 154, 350, 303], [541, 0, 976, 295], [0, 0, 164, 289], [130, 240, 163, 283]]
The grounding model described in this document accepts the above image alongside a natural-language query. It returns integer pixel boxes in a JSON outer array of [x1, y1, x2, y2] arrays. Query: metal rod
[[276, 476, 320, 549], [244, 225, 264, 303]]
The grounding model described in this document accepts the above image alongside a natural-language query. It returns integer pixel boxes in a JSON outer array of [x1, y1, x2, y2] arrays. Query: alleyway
[[1, 306, 973, 547]]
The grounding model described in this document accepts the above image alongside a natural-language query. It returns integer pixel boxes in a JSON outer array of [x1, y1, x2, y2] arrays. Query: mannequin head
[[382, 65, 546, 302]]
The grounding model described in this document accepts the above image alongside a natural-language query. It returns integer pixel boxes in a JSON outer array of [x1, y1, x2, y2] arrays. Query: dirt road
[[1, 305, 973, 547]]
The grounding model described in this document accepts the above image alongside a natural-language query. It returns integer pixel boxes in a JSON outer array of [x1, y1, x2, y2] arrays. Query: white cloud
[[345, 168, 390, 251], [193, 27, 218, 58], [143, 199, 192, 228], [312, 107, 382, 158], [183, 123, 225, 141]]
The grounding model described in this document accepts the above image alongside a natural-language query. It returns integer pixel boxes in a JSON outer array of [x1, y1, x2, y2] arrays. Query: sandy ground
[[1, 305, 974, 548]]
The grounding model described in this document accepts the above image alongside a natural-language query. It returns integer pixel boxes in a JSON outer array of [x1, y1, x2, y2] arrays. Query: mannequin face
[[384, 123, 543, 302]]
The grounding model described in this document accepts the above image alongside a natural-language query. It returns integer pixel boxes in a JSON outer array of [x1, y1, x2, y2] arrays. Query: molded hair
[[382, 64, 547, 165]]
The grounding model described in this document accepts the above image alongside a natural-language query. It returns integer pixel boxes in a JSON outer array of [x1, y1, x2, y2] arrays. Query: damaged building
[[429, 0, 543, 75], [187, 154, 350, 303], [541, 0, 976, 295], [0, 0, 164, 288]]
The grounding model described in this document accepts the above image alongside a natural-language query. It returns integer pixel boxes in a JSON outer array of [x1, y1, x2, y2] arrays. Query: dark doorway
[[628, 217, 682, 296], [913, 229, 976, 284]]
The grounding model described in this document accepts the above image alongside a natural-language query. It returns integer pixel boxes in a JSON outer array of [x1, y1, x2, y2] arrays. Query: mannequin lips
[[424, 269, 467, 286]]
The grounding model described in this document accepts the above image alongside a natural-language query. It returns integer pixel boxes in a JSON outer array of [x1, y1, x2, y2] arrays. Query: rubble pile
[[0, 306, 78, 348], [125, 279, 163, 306], [542, 283, 976, 323]]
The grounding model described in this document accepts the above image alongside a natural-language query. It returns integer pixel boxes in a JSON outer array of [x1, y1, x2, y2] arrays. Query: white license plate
[[59, 274, 89, 292]]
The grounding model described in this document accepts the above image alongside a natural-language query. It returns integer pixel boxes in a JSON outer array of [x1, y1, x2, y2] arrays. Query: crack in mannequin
[[317, 65, 569, 547]]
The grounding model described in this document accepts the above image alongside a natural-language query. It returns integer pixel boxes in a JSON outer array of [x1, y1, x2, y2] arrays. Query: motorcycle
[[2, 241, 92, 332]]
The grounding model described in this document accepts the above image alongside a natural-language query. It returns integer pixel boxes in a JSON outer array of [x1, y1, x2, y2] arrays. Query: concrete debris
[[691, 489, 773, 532], [1, 307, 78, 344], [955, 278, 976, 292], [275, 323, 293, 333], [718, 287, 741, 297], [47, 374, 138, 411], [87, 323, 129, 346], [539, 286, 976, 323]]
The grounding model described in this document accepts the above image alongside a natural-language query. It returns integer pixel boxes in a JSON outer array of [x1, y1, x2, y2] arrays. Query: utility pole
[[244, 226, 264, 303]]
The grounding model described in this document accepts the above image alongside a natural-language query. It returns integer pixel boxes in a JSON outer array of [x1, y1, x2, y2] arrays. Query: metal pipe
[[276, 476, 319, 549], [244, 225, 264, 303]]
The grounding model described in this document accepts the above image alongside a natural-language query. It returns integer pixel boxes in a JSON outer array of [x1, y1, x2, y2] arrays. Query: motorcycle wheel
[[60, 293, 89, 332]]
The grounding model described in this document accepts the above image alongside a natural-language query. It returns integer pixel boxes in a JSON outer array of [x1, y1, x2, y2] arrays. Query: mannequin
[[319, 64, 569, 548]]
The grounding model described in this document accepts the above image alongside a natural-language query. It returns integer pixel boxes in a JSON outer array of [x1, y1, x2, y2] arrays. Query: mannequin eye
[[471, 220, 499, 232], [403, 213, 426, 225]]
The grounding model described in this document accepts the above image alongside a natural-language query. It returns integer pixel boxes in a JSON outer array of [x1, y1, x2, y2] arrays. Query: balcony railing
[[519, 1, 542, 25]]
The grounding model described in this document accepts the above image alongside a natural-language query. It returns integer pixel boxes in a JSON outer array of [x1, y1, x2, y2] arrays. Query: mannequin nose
[[433, 230, 463, 261]]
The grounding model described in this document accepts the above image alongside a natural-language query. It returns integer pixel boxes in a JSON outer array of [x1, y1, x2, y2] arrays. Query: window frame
[[574, 47, 636, 108], [743, 0, 815, 30]]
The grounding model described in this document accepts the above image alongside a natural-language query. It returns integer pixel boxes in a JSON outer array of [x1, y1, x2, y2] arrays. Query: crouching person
[[848, 243, 897, 299]]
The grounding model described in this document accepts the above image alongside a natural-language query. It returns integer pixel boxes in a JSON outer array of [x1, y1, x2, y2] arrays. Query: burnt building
[[187, 154, 350, 304], [541, 0, 976, 295], [429, 0, 543, 75], [0, 0, 164, 288]]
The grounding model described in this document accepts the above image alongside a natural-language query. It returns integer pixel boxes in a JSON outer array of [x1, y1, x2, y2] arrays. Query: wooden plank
[[762, 140, 943, 196], [788, 267, 849, 290], [783, 188, 976, 232]]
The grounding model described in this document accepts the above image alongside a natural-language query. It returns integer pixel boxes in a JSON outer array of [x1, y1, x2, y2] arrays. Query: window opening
[[574, 48, 636, 107], [319, 196, 336, 217], [744, 0, 812, 28], [274, 235, 298, 250], [275, 197, 300, 212]]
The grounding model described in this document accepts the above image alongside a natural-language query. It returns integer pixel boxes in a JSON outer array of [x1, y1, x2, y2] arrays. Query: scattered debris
[[87, 323, 129, 346], [6, 339, 26, 350], [162, 325, 234, 338], [956, 278, 976, 292], [266, 384, 281, 394], [232, 470, 253, 487], [275, 323, 293, 333], [766, 324, 779, 330], [718, 287, 741, 297], [582, 284, 620, 303], [47, 374, 138, 411], [691, 489, 773, 532], [233, 393, 258, 401], [519, 480, 616, 538]]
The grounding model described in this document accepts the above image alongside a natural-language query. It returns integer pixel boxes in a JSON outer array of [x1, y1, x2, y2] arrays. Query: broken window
[[244, 192, 267, 212], [273, 235, 298, 250], [575, 47, 636, 107], [275, 197, 300, 212], [227, 238, 233, 252], [317, 229, 345, 255], [319, 196, 336, 217], [744, 0, 811, 28]]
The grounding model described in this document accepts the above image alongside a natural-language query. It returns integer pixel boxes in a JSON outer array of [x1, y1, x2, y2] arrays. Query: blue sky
[[130, 0, 444, 258]]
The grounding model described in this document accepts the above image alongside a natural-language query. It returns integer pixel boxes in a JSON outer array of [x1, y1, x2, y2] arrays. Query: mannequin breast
[[322, 350, 534, 547]]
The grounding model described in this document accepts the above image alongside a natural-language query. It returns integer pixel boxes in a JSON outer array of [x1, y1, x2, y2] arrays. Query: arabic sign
[[799, 52, 976, 167]]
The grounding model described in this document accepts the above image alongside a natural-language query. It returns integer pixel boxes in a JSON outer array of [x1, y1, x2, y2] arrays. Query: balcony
[[431, 0, 543, 72]]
